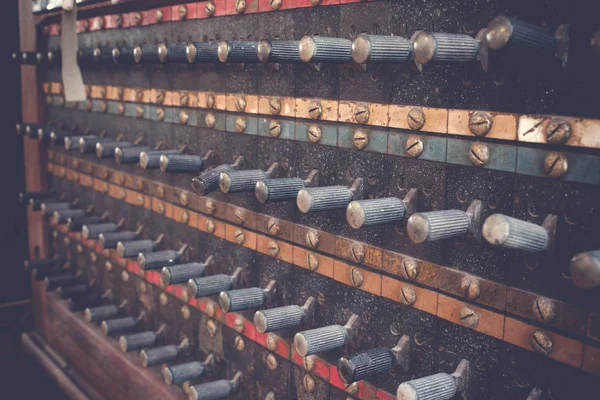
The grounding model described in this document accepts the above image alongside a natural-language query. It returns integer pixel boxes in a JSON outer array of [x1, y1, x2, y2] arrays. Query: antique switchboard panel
[[16, 0, 600, 399]]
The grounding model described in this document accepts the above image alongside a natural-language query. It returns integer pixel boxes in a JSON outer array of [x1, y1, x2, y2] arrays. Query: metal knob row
[[412, 32, 480, 64], [188, 268, 241, 299], [299, 36, 353, 63], [120, 329, 162, 352], [346, 197, 407, 229], [257, 39, 301, 63], [219, 287, 266, 313], [116, 239, 156, 258], [162, 257, 212, 286], [68, 216, 103, 232], [396, 359, 469, 400], [140, 149, 180, 169], [192, 164, 238, 196], [138, 249, 181, 270], [100, 231, 139, 249], [45, 274, 78, 290], [255, 178, 306, 204], [82, 222, 119, 240], [115, 146, 152, 164], [254, 297, 314, 333], [68, 296, 102, 312], [297, 186, 354, 213], [97, 141, 134, 159], [352, 34, 412, 64], [52, 209, 87, 225], [482, 214, 550, 252], [101, 316, 138, 336], [163, 355, 213, 385], [41, 202, 71, 217], [186, 42, 220, 63], [57, 284, 89, 299], [160, 154, 205, 173], [188, 372, 241, 400], [220, 170, 267, 193], [140, 337, 189, 368], [85, 304, 120, 322], [218, 41, 259, 63]]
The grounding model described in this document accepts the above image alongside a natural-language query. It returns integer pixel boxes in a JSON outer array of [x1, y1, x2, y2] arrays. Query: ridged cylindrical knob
[[34, 267, 67, 280], [486, 16, 557, 53], [347, 198, 407, 229], [45, 274, 78, 290], [189, 380, 234, 400], [413, 32, 479, 64], [299, 36, 353, 63], [68, 216, 103, 232], [219, 288, 265, 313], [163, 362, 206, 385], [218, 41, 259, 63], [220, 170, 267, 193], [141, 345, 180, 367], [68, 296, 101, 312], [47, 50, 61, 65], [188, 274, 234, 298], [160, 154, 205, 173], [162, 262, 206, 286], [78, 48, 95, 64], [20, 191, 53, 205], [167, 43, 189, 63], [24, 258, 55, 271], [99, 231, 138, 249], [255, 178, 306, 204], [114, 46, 136, 64], [407, 210, 470, 243], [120, 331, 158, 352], [50, 130, 68, 146], [192, 164, 234, 196], [569, 251, 600, 290], [64, 135, 95, 151], [396, 373, 457, 400], [38, 127, 52, 143], [101, 317, 137, 336], [294, 325, 349, 356], [115, 146, 152, 164], [138, 250, 180, 270], [94, 47, 114, 63], [338, 347, 395, 384], [117, 239, 155, 258], [135, 44, 167, 64], [254, 305, 304, 333], [297, 186, 354, 213], [187, 42, 220, 63], [352, 34, 412, 64], [257, 39, 301, 63], [97, 141, 133, 159], [82, 223, 119, 240], [30, 197, 58, 211], [80, 136, 106, 154], [85, 304, 119, 322], [53, 209, 87, 225], [140, 149, 180, 169], [482, 214, 548, 252], [57, 284, 88, 299], [41, 202, 70, 217]]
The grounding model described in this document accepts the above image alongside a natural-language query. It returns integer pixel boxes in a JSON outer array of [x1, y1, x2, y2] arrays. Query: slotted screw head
[[178, 5, 188, 19], [306, 231, 320, 248], [354, 103, 370, 124], [531, 330, 553, 355], [308, 101, 322, 119], [350, 268, 363, 287], [406, 135, 424, 158], [460, 276, 480, 300], [303, 374, 315, 393], [545, 118, 571, 144], [468, 143, 490, 167], [533, 297, 556, 323], [350, 243, 365, 263], [205, 1, 215, 16], [179, 110, 189, 124], [156, 108, 165, 121], [155, 8, 164, 22], [269, 98, 282, 114], [544, 152, 568, 178], [307, 252, 319, 271], [235, 335, 245, 351], [469, 111, 493, 136], [407, 107, 426, 130], [459, 307, 479, 328], [234, 229, 245, 244], [266, 354, 278, 370], [206, 94, 215, 108], [270, 0, 282, 10], [352, 130, 369, 150], [399, 285, 416, 306], [235, 117, 247, 133], [235, 96, 247, 112], [269, 121, 282, 137], [402, 258, 419, 280], [268, 240, 280, 256], [205, 113, 216, 128], [267, 219, 280, 235], [235, 0, 246, 13], [308, 125, 322, 143]]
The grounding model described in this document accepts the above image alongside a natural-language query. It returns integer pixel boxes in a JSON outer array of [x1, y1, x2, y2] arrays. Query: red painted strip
[[127, 261, 142, 275], [376, 389, 396, 400], [313, 357, 330, 380], [104, 15, 119, 29], [291, 348, 303, 366], [276, 337, 290, 359], [328, 365, 346, 390], [243, 319, 256, 340], [145, 270, 161, 285], [255, 331, 268, 347]]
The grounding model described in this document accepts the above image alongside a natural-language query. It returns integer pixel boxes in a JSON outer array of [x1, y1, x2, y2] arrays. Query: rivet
[[99, 86, 107, 98], [354, 103, 370, 124], [205, 113, 216, 128], [207, 319, 217, 336], [545, 118, 571, 144], [350, 243, 365, 263], [178, 5, 188, 20], [105, 261, 113, 271], [117, 103, 125, 115], [179, 91, 189, 106], [533, 297, 556, 323], [459, 307, 479, 328], [266, 354, 278, 370], [235, 96, 247, 112], [303, 374, 315, 393], [469, 111, 493, 137], [234, 209, 246, 225], [234, 229, 245, 244], [268, 240, 280, 257], [544, 152, 568, 178], [135, 105, 144, 118], [157, 202, 165, 215], [303, 356, 315, 371], [206, 218, 216, 233], [407, 107, 426, 130], [308, 101, 322, 119], [114, 14, 122, 26], [399, 285, 416, 306], [157, 186, 165, 198], [266, 334, 278, 351], [76, 244, 83, 254], [206, 302, 216, 317], [350, 268, 364, 287], [269, 98, 282, 114], [179, 192, 188, 206], [468, 143, 490, 167], [181, 305, 191, 320], [179, 110, 189, 125], [346, 382, 359, 395], [268, 121, 282, 137], [267, 219, 280, 235], [99, 101, 107, 113], [402, 258, 419, 280], [116, 87, 124, 100], [352, 129, 369, 150], [405, 135, 424, 158], [460, 276, 480, 300], [234, 316, 245, 333], [205, 1, 215, 17], [306, 252, 319, 271], [306, 230, 320, 248], [235, 0, 246, 14], [234, 117, 247, 133], [90, 253, 97, 263], [155, 8, 164, 22], [135, 90, 144, 102], [180, 211, 190, 224], [156, 108, 165, 121], [159, 292, 168, 305], [270, 0, 282, 10], [235, 335, 245, 351], [531, 330, 553, 355], [206, 94, 215, 109], [132, 12, 142, 26], [307, 125, 322, 143], [121, 271, 129, 282], [156, 90, 165, 104]]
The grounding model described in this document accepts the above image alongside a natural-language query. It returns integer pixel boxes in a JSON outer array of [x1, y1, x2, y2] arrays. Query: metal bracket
[[304, 169, 319, 187], [391, 334, 411, 372], [301, 296, 316, 326], [176, 244, 189, 257], [263, 280, 277, 302], [343, 314, 360, 343], [265, 162, 280, 178], [349, 178, 364, 200], [153, 140, 167, 151], [230, 267, 243, 289], [135, 225, 144, 235], [154, 234, 165, 245], [555, 24, 570, 69], [202, 255, 215, 267], [202, 150, 215, 166], [402, 188, 419, 216], [465, 199, 483, 242], [232, 155, 244, 169], [452, 359, 470, 399], [542, 214, 557, 253], [475, 29, 489, 72]]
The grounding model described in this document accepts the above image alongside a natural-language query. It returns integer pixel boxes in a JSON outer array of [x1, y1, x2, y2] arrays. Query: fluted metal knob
[[82, 223, 119, 240], [117, 239, 155, 258], [138, 250, 180, 270], [297, 186, 354, 213], [397, 373, 457, 400], [220, 170, 267, 193], [167, 42, 189, 63], [189, 373, 241, 400], [20, 191, 53, 206], [101, 317, 137, 336], [159, 154, 205, 173], [64, 135, 95, 151], [162, 262, 207, 286], [294, 325, 349, 356], [218, 40, 259, 63], [68, 216, 103, 232], [299, 36, 353, 63], [99, 231, 139, 249], [94, 46, 114, 64], [188, 274, 234, 299], [257, 39, 301, 63], [29, 196, 58, 211], [37, 127, 52, 143], [347, 198, 407, 229], [80, 136, 107, 154], [412, 32, 479, 64], [569, 251, 600, 289], [115, 146, 152, 164], [57, 284, 88, 299], [53, 209, 87, 225], [50, 130, 68, 146], [139, 149, 180, 170], [482, 214, 548, 252], [78, 47, 95, 64], [68, 296, 102, 312], [134, 43, 168, 64], [120, 331, 159, 352], [163, 361, 207, 385], [47, 50, 61, 65], [113, 46, 136, 64], [486, 16, 557, 53], [33, 266, 68, 280], [407, 210, 471, 243], [254, 305, 304, 333], [255, 178, 306, 204], [24, 258, 55, 271], [352, 34, 412, 64], [338, 347, 395, 384], [45, 274, 78, 290], [186, 42, 220, 63], [41, 202, 70, 217], [85, 304, 119, 322], [219, 287, 266, 313], [192, 164, 236, 196], [96, 141, 133, 159], [141, 345, 181, 368]]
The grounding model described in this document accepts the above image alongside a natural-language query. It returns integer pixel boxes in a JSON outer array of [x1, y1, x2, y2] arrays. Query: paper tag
[[60, 4, 86, 101]]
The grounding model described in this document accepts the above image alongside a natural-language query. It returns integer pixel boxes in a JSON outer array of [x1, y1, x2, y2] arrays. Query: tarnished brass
[[354, 103, 370, 124], [235, 117, 247, 133], [406, 135, 424, 158], [544, 152, 568, 177], [303, 374, 315, 393], [205, 2, 215, 17], [235, 335, 245, 351], [205, 113, 216, 128], [352, 129, 369, 150], [468, 143, 490, 167], [459, 307, 479, 328], [469, 111, 493, 136], [268, 121, 281, 137], [545, 118, 571, 144], [531, 330, 553, 355], [235, 0, 246, 14], [308, 101, 322, 120], [307, 125, 322, 143], [407, 107, 426, 130]]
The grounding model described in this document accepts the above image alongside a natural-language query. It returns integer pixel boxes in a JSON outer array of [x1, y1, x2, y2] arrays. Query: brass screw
[[179, 110, 189, 125], [235, 0, 246, 14], [179, 192, 188, 206], [85, 99, 93, 111], [459, 307, 479, 328], [303, 356, 315, 371], [155, 8, 164, 22], [307, 252, 319, 271], [206, 199, 216, 214], [402, 258, 419, 280], [460, 276, 480, 300], [307, 125, 322, 143], [266, 334, 278, 351], [178, 5, 188, 20], [236, 96, 247, 112], [135, 105, 144, 118], [181, 305, 191, 320], [105, 261, 113, 272], [303, 374, 315, 393], [354, 103, 370, 124], [179, 91, 189, 106], [157, 202, 166, 215], [207, 319, 217, 336], [157, 186, 165, 198], [156, 108, 165, 121], [533, 297, 556, 323], [269, 98, 282, 114], [399, 285, 416, 306], [117, 103, 125, 115], [159, 292, 168, 305], [90, 253, 97, 263], [310, 0, 322, 5], [180, 211, 190, 224], [350, 268, 364, 287], [206, 302, 216, 317], [234, 209, 246, 225], [346, 382, 359, 395], [206, 219, 216, 233], [306, 230, 320, 248], [270, 0, 282, 10], [308, 101, 322, 119], [407, 107, 426, 130], [206, 93, 215, 108], [76, 244, 83, 254], [135, 90, 144, 102], [132, 12, 142, 26], [100, 101, 107, 113], [235, 117, 247, 133], [545, 118, 571, 144], [469, 111, 493, 137], [205, 113, 216, 128], [205, 1, 215, 17], [234, 316, 245, 333], [115, 14, 122, 26], [156, 90, 165, 104], [531, 330, 553, 355], [121, 271, 130, 282], [350, 243, 365, 263], [266, 354, 278, 370], [235, 335, 245, 351], [100, 86, 107, 98], [544, 152, 568, 178], [352, 129, 369, 150], [268, 240, 280, 257], [234, 229, 245, 244], [468, 143, 490, 167], [406, 135, 424, 158], [269, 121, 282, 137], [267, 219, 280, 235], [117, 87, 124, 100]]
